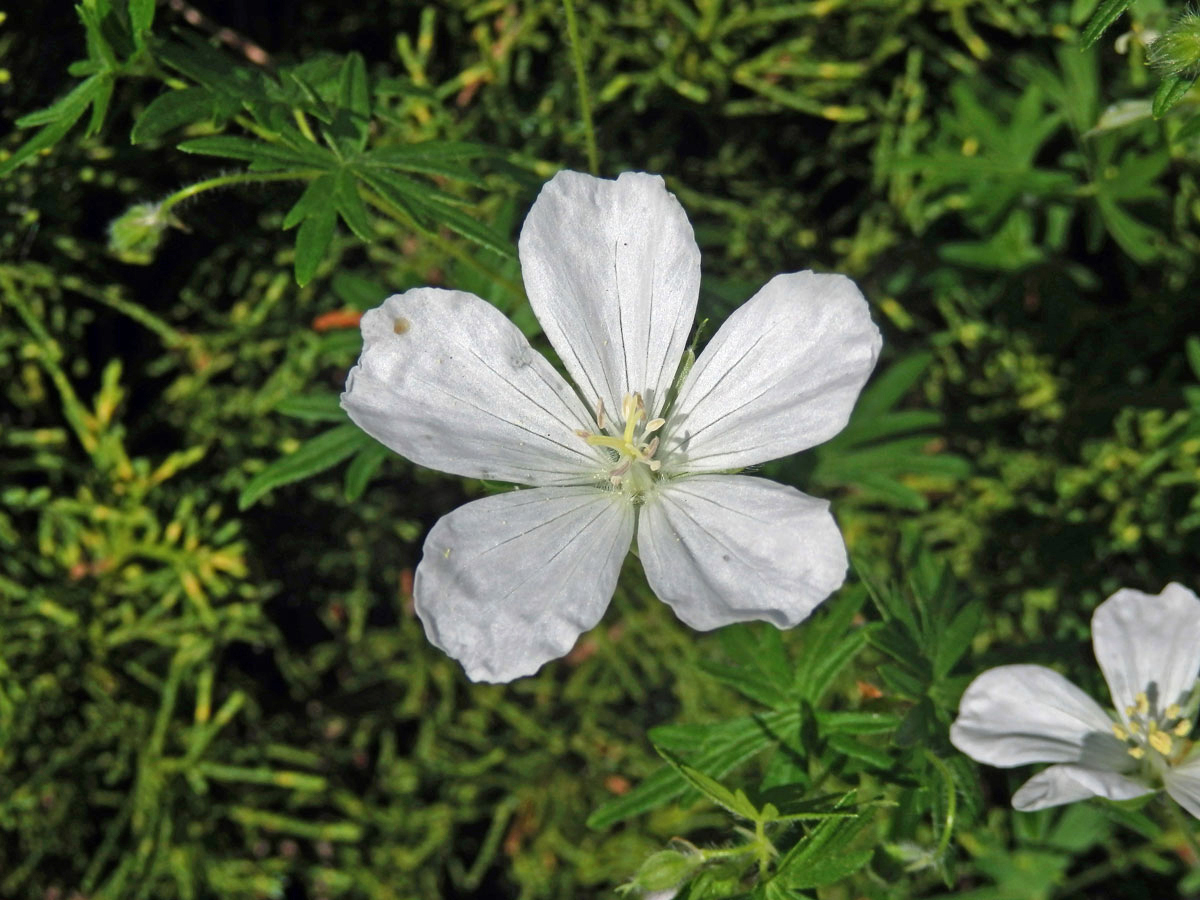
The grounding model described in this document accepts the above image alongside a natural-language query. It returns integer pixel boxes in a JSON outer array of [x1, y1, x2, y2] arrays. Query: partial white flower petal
[[518, 171, 701, 419], [1165, 755, 1200, 819], [950, 665, 1131, 770], [342, 289, 605, 485], [660, 272, 881, 472], [1011, 764, 1152, 812], [637, 475, 847, 631], [414, 486, 634, 683], [1092, 582, 1200, 719]]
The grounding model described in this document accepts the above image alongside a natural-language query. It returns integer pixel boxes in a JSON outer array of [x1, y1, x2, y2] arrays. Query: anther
[[644, 417, 665, 434], [1112, 723, 1129, 741], [1167, 704, 1182, 720], [1136, 692, 1150, 717], [1175, 720, 1192, 737], [575, 429, 591, 438], [1149, 729, 1173, 756], [595, 398, 606, 431], [1129, 746, 1146, 759]]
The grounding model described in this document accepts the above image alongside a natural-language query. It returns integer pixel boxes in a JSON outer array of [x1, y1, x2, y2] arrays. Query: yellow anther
[[1135, 692, 1150, 717], [1129, 719, 1142, 735], [1167, 704, 1182, 720], [1112, 723, 1129, 741], [1175, 719, 1192, 737], [644, 417, 665, 434], [1128, 746, 1145, 759], [1149, 729, 1173, 756]]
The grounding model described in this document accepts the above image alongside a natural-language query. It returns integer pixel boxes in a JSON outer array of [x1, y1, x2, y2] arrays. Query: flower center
[[575, 392, 665, 492], [1112, 690, 1194, 764]]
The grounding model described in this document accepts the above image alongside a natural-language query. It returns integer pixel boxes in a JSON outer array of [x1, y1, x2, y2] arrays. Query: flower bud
[[107, 201, 173, 264], [1148, 10, 1200, 77]]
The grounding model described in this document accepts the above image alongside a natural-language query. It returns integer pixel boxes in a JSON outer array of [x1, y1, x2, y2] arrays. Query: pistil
[[575, 391, 665, 488]]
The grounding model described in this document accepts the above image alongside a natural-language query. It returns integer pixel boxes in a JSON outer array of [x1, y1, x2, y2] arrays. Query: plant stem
[[561, 0, 599, 174], [1166, 793, 1200, 868], [158, 170, 321, 216]]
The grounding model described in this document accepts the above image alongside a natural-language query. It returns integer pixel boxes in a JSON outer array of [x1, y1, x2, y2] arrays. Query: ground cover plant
[[2, 0, 1200, 898]]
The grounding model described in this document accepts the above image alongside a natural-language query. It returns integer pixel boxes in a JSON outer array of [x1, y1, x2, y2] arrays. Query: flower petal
[[414, 486, 634, 683], [1092, 582, 1200, 719], [659, 272, 881, 473], [1165, 755, 1200, 819], [342, 289, 605, 485], [637, 475, 847, 631], [950, 665, 1130, 769], [1011, 764, 1152, 812], [518, 171, 701, 420]]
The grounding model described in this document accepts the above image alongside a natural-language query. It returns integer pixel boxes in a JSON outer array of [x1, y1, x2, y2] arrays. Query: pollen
[[1114, 686, 1195, 765], [575, 391, 666, 493]]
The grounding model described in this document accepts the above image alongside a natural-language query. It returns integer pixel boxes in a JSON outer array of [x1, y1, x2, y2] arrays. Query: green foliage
[[3, 0, 1200, 898]]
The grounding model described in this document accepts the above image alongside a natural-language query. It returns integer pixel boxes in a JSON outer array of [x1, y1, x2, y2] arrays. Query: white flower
[[341, 171, 882, 682], [950, 583, 1200, 817]]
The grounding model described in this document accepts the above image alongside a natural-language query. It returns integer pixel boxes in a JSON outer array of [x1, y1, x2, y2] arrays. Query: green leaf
[[131, 87, 214, 144], [274, 393, 345, 423], [295, 202, 337, 286], [0, 76, 106, 176], [129, 0, 155, 38], [335, 52, 370, 152], [344, 441, 390, 502], [1153, 73, 1197, 119], [1187, 336, 1200, 381], [283, 175, 335, 230], [773, 803, 873, 888], [178, 135, 334, 170], [587, 710, 800, 829], [238, 425, 367, 510], [334, 169, 375, 241], [932, 600, 982, 680], [654, 747, 760, 821], [1176, 113, 1200, 142], [1080, 0, 1134, 48]]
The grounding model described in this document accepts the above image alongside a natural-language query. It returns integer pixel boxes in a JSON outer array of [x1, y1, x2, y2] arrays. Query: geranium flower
[[950, 583, 1200, 817], [341, 171, 881, 682]]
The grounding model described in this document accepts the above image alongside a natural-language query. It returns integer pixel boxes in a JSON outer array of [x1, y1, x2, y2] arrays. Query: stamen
[[1129, 746, 1145, 759], [1129, 719, 1142, 735], [1112, 723, 1129, 741], [1175, 719, 1192, 737], [643, 436, 660, 458], [595, 398, 606, 431], [1136, 692, 1150, 717], [644, 417, 665, 434], [1149, 729, 1173, 756], [575, 429, 591, 438], [1167, 703, 1182, 720]]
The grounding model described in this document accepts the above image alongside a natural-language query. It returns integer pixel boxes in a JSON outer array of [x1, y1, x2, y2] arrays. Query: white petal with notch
[[519, 171, 701, 420], [414, 486, 634, 683], [637, 474, 847, 631], [1092, 583, 1200, 720], [342, 289, 605, 485], [660, 272, 881, 473]]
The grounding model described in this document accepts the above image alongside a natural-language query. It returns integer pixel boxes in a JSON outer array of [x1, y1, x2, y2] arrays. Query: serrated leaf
[[344, 441, 390, 502], [1153, 73, 1197, 119], [238, 424, 367, 510], [655, 747, 760, 820], [779, 846, 873, 890], [294, 201, 337, 286], [131, 87, 214, 144], [1080, 0, 1134, 48], [275, 393, 345, 422]]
